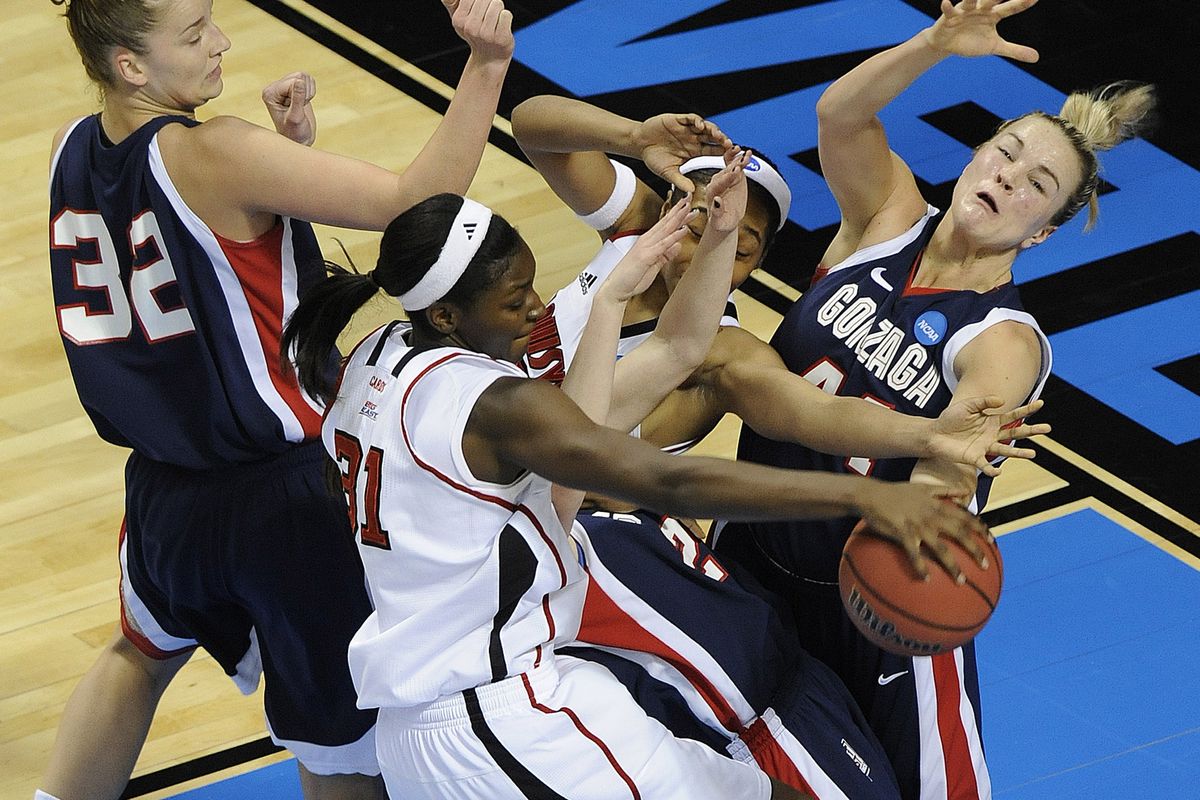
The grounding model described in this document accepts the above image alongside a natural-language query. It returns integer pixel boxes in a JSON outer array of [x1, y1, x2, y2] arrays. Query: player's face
[[950, 117, 1083, 251], [131, 0, 231, 110], [456, 240, 546, 364], [663, 186, 773, 292]]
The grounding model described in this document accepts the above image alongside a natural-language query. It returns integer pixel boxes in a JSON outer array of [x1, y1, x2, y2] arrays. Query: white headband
[[399, 197, 494, 311], [680, 154, 792, 231]]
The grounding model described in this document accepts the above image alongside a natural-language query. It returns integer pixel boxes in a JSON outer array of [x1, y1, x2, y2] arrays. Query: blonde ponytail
[[1049, 82, 1158, 231]]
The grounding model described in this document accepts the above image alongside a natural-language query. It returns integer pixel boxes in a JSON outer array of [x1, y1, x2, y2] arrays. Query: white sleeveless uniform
[[325, 323, 771, 800], [525, 231, 740, 384]]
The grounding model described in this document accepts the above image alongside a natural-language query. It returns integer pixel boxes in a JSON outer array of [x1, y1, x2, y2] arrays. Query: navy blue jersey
[[567, 510, 900, 798], [49, 115, 331, 468], [736, 206, 1050, 583]]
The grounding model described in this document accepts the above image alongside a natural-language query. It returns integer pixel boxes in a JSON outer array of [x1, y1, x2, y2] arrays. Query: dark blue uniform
[[49, 115, 376, 770], [567, 510, 901, 799], [716, 207, 1050, 799]]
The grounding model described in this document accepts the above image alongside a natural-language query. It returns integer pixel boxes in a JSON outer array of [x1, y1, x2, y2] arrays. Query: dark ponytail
[[282, 261, 379, 402], [283, 193, 522, 402]]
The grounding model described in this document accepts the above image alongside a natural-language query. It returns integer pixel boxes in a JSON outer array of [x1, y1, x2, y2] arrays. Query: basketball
[[839, 520, 1003, 657]]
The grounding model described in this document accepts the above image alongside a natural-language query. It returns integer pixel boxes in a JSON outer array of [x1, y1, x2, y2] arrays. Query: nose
[[527, 295, 547, 322], [994, 166, 1014, 192], [213, 23, 232, 55]]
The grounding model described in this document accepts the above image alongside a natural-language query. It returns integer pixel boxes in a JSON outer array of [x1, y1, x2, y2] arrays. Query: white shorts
[[375, 655, 771, 799]]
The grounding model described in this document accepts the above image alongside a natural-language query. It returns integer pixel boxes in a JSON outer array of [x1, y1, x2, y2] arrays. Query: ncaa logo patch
[[913, 310, 947, 346]]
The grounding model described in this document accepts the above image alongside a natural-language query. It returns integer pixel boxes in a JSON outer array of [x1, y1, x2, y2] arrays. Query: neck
[[917, 217, 1017, 292], [101, 94, 196, 144]]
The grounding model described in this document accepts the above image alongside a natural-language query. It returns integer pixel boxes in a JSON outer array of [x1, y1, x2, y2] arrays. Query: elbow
[[511, 96, 551, 145]]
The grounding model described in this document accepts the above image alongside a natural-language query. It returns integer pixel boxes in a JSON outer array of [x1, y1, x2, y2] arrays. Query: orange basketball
[[838, 520, 1003, 657]]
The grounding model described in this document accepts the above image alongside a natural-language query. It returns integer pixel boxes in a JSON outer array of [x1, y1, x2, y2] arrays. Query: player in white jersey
[[283, 193, 995, 799]]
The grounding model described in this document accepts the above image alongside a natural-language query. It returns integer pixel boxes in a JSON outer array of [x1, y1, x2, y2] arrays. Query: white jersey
[[524, 231, 740, 384], [323, 323, 586, 709]]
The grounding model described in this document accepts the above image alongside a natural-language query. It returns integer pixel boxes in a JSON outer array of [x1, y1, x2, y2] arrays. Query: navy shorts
[[715, 524, 990, 800], [118, 441, 378, 772]]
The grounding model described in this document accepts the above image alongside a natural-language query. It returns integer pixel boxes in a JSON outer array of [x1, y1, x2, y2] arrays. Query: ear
[[1020, 225, 1057, 250], [114, 48, 149, 88], [424, 302, 459, 335]]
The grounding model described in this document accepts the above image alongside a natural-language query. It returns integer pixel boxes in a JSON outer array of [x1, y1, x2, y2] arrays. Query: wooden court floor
[[2, 1, 1195, 798]]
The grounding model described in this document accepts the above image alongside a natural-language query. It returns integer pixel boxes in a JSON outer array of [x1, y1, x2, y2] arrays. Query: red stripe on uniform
[[932, 652, 980, 800], [117, 521, 195, 661], [740, 717, 819, 796], [398, 352, 569, 587], [217, 224, 323, 438], [521, 673, 641, 800], [578, 578, 744, 735]]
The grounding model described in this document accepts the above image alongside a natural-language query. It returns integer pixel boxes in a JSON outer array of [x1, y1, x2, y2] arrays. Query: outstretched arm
[[552, 199, 694, 527], [711, 329, 1048, 473], [511, 94, 731, 236], [816, 0, 1040, 257], [468, 376, 988, 578], [910, 318, 1047, 497], [168, 0, 515, 234], [604, 149, 751, 433]]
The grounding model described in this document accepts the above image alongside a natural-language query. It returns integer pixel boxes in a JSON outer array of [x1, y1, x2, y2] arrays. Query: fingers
[[284, 77, 307, 123], [1000, 397, 1043, 424], [1000, 421, 1051, 440], [985, 442, 1037, 460], [996, 0, 1039, 18], [997, 39, 1040, 63], [661, 168, 694, 195]]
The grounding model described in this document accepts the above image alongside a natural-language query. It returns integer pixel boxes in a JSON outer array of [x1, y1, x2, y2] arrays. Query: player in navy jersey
[[565, 509, 903, 799], [283, 193, 994, 799], [715, 2, 1157, 798], [42, 0, 516, 798], [513, 95, 1050, 527]]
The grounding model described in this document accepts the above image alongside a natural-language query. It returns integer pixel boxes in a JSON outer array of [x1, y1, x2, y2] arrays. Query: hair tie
[[680, 154, 792, 231], [399, 198, 494, 311]]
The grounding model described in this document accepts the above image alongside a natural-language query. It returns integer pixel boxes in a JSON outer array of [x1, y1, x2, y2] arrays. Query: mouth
[[208, 63, 222, 80], [976, 192, 998, 213]]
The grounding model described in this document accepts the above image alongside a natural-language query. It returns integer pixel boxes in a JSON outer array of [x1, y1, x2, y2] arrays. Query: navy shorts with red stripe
[[715, 523, 987, 800], [120, 440, 376, 749]]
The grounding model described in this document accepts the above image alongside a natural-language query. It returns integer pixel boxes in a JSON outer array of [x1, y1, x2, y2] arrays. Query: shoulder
[[157, 114, 268, 158], [50, 117, 87, 156]]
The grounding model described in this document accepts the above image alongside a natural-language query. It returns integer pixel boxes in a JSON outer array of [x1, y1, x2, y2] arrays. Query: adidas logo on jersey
[[841, 738, 873, 779], [578, 272, 598, 295]]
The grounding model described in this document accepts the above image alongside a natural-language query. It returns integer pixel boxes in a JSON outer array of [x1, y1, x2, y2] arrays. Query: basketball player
[[715, 2, 1158, 797], [282, 193, 992, 799], [565, 508, 904, 799], [512, 95, 1050, 538], [42, 0, 515, 798]]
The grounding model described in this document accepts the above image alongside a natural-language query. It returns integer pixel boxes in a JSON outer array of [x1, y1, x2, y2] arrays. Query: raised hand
[[929, 396, 1051, 475], [599, 199, 696, 303], [636, 113, 732, 194], [445, 0, 515, 66], [262, 72, 317, 146], [703, 148, 751, 235], [925, 0, 1040, 63], [857, 481, 991, 582]]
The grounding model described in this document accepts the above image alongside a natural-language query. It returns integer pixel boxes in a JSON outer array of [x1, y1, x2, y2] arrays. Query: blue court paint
[[978, 509, 1200, 798], [515, 0, 932, 96], [168, 759, 301, 799], [1049, 291, 1200, 444], [515, 2, 1200, 282]]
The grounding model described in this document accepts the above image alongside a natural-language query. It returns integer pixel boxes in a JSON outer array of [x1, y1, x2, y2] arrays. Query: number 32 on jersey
[[52, 209, 195, 345]]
